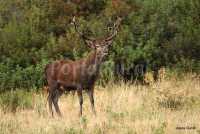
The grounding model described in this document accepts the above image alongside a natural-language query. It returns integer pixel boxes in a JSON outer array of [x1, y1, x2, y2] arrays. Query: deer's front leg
[[87, 88, 96, 115], [77, 90, 83, 117]]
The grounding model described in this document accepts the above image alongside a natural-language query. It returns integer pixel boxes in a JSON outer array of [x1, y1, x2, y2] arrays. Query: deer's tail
[[43, 64, 50, 86]]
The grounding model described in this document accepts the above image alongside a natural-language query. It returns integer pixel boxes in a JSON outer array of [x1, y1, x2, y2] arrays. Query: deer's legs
[[87, 88, 96, 115], [77, 90, 83, 116], [52, 89, 63, 117], [48, 82, 59, 117], [48, 89, 54, 117]]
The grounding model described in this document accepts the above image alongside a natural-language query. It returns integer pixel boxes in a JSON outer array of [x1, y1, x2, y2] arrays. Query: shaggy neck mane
[[84, 50, 102, 73], [85, 50, 97, 65]]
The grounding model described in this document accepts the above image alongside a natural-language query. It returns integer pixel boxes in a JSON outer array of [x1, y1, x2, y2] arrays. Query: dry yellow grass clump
[[0, 76, 200, 134]]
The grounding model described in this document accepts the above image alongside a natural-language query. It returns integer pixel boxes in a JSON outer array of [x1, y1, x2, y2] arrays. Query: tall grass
[[0, 75, 199, 134]]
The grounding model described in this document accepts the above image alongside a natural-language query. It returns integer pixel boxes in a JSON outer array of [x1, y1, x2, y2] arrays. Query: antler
[[105, 17, 122, 41], [72, 16, 93, 41]]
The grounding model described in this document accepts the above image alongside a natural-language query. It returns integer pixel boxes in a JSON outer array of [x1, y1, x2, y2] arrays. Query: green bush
[[0, 59, 49, 91], [0, 90, 33, 113], [98, 59, 115, 86], [0, 0, 199, 90]]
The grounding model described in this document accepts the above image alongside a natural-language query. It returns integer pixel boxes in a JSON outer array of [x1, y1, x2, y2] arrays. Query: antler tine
[[72, 16, 93, 41], [105, 17, 122, 41]]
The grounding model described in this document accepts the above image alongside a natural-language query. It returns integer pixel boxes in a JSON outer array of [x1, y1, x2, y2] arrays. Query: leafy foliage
[[0, 90, 33, 113], [0, 0, 199, 90]]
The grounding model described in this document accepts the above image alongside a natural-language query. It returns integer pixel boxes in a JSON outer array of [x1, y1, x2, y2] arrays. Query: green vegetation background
[[0, 0, 199, 90]]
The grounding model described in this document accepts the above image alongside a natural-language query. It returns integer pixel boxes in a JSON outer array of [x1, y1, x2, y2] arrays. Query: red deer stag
[[45, 17, 122, 117]]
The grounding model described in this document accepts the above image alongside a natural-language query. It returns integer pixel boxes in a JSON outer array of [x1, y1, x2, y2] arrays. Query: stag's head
[[72, 17, 122, 62]]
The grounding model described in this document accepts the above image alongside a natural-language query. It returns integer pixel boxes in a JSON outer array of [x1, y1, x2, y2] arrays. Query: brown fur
[[44, 17, 121, 117]]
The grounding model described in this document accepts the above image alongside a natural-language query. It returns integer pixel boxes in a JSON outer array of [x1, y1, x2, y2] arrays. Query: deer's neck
[[86, 50, 101, 66], [84, 50, 102, 74]]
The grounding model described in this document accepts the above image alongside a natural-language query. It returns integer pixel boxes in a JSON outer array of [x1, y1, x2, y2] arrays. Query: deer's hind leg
[[52, 89, 63, 117], [48, 87, 55, 117], [48, 82, 59, 117]]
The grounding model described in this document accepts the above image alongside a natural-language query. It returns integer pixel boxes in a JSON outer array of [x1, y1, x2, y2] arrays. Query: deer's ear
[[85, 39, 96, 49]]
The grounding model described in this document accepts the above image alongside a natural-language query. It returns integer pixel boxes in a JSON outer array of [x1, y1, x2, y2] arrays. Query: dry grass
[[0, 76, 200, 134]]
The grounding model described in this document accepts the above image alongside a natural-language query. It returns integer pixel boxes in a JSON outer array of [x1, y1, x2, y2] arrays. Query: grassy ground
[[0, 76, 200, 134]]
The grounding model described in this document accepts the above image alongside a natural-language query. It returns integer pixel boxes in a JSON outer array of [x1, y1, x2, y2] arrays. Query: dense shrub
[[0, 90, 33, 113], [0, 0, 199, 90], [0, 59, 49, 91]]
